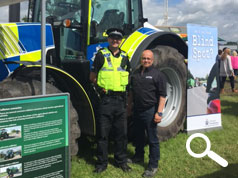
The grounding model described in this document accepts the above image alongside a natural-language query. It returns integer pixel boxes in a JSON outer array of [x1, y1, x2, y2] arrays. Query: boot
[[220, 88, 225, 94]]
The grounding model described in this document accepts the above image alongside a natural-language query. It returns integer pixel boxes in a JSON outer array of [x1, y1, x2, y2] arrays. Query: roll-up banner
[[187, 24, 222, 134]]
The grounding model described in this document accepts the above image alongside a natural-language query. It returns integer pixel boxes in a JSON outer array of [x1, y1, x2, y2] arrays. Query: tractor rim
[[158, 67, 182, 127]]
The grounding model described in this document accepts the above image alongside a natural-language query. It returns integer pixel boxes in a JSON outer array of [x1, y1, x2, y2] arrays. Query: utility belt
[[105, 90, 126, 97], [92, 83, 126, 99]]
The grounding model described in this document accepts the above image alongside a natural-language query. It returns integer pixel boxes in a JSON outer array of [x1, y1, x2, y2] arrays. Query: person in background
[[220, 47, 237, 93], [231, 50, 238, 76], [127, 50, 167, 177], [90, 28, 132, 173], [216, 49, 222, 63]]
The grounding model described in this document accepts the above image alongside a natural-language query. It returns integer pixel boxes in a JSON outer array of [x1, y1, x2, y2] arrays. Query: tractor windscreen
[[32, 0, 81, 23], [91, 0, 142, 42]]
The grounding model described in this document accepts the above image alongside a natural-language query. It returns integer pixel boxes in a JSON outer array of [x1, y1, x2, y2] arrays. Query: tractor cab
[[30, 0, 145, 65]]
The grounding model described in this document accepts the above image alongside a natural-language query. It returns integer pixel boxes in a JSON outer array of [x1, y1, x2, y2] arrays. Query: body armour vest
[[97, 48, 129, 91]]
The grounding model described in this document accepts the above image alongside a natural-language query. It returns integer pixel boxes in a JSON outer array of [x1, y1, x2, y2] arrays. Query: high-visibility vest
[[97, 48, 129, 91]]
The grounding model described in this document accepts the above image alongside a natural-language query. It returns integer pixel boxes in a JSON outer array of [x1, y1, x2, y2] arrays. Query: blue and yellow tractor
[[0, 0, 187, 155]]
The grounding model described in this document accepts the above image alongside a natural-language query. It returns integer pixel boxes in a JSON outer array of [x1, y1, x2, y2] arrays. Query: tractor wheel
[[0, 77, 80, 155], [152, 45, 187, 141]]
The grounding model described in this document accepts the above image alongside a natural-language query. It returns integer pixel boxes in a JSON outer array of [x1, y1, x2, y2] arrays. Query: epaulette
[[98, 48, 105, 52], [120, 49, 127, 54], [120, 50, 127, 58]]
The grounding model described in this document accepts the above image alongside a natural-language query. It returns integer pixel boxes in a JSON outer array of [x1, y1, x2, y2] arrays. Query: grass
[[71, 80, 238, 178]]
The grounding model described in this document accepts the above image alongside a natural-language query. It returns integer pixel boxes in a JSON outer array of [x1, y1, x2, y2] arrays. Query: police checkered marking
[[0, 25, 29, 60]]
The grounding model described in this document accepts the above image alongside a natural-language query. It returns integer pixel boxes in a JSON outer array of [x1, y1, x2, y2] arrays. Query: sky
[[0, 0, 237, 42], [143, 0, 238, 42]]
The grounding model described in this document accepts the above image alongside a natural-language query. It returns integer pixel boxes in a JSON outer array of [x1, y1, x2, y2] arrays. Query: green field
[[71, 81, 238, 178], [0, 172, 8, 178]]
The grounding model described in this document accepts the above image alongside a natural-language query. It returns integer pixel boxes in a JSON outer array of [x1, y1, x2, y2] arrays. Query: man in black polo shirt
[[128, 50, 167, 177]]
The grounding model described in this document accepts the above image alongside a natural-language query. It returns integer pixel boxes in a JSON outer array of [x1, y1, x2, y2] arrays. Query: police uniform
[[91, 29, 131, 171]]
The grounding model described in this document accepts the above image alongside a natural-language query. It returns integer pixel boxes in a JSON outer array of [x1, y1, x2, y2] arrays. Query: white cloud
[[143, 0, 238, 42]]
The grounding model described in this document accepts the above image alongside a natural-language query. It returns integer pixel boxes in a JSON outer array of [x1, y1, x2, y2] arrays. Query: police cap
[[106, 28, 125, 39]]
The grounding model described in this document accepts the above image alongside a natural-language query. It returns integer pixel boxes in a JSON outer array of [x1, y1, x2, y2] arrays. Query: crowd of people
[[217, 47, 238, 93]]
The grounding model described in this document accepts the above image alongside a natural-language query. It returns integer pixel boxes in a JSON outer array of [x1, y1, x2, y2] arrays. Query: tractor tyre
[[0, 77, 80, 155], [152, 45, 187, 141]]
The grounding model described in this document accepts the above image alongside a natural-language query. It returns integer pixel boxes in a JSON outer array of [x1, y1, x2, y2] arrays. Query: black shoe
[[93, 167, 107, 173], [117, 163, 132, 172], [142, 167, 158, 177], [127, 156, 144, 164]]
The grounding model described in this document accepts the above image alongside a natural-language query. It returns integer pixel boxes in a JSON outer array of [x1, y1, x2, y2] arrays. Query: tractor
[[6, 167, 19, 178], [0, 0, 187, 155], [0, 129, 9, 140], [4, 149, 15, 160]]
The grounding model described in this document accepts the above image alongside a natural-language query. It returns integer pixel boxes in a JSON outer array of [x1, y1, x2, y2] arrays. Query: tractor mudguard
[[0, 23, 54, 81], [120, 27, 187, 67], [12, 65, 96, 137]]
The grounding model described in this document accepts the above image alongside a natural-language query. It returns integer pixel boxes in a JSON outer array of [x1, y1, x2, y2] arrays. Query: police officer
[[90, 28, 131, 173]]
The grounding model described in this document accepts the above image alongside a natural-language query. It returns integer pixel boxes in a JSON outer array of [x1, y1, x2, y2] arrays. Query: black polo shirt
[[91, 47, 130, 73], [131, 65, 167, 111]]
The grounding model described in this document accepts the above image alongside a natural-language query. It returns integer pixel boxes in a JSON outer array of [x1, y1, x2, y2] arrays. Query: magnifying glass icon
[[186, 133, 228, 167]]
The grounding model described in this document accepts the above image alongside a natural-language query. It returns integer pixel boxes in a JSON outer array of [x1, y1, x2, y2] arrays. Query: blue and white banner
[[188, 24, 218, 77], [187, 24, 221, 133]]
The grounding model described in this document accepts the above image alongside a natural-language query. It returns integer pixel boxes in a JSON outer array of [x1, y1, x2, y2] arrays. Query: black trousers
[[133, 106, 160, 168], [220, 76, 235, 89], [95, 95, 127, 168]]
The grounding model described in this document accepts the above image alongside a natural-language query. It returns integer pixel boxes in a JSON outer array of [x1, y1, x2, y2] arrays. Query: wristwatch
[[157, 112, 163, 117]]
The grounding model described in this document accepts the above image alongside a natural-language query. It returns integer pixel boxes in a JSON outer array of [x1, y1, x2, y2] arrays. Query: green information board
[[0, 94, 70, 178]]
